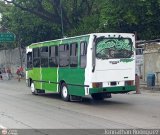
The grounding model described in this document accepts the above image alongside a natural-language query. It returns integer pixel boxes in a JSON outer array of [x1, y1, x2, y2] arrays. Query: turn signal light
[[92, 82, 102, 88], [125, 81, 134, 86]]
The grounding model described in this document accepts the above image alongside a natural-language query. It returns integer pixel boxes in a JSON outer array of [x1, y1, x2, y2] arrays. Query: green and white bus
[[26, 33, 136, 101]]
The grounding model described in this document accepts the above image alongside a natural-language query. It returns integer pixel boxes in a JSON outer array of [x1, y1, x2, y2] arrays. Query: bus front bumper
[[89, 85, 136, 94]]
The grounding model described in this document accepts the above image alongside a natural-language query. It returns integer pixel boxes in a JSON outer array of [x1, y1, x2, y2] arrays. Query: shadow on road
[[37, 93, 131, 106]]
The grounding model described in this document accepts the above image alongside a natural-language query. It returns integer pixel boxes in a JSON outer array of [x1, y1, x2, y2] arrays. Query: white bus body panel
[[85, 33, 135, 92]]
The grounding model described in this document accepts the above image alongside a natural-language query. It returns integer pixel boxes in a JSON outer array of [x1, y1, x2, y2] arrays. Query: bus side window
[[33, 48, 40, 67], [80, 41, 87, 68], [27, 52, 32, 68], [59, 44, 69, 67], [70, 43, 78, 67], [40, 47, 49, 67], [49, 46, 58, 67]]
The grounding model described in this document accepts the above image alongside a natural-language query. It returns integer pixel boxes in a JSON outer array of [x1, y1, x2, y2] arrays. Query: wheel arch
[[27, 78, 33, 87], [59, 80, 66, 91]]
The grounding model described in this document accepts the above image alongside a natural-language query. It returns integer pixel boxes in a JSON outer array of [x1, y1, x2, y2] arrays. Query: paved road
[[0, 79, 160, 132]]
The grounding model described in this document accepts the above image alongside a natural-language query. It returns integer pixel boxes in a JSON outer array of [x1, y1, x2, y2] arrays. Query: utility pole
[[18, 39, 22, 68], [60, 0, 64, 38]]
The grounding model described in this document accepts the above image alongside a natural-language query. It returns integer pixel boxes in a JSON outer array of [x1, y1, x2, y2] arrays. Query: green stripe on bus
[[58, 68, 85, 96], [41, 68, 58, 92], [89, 86, 136, 94]]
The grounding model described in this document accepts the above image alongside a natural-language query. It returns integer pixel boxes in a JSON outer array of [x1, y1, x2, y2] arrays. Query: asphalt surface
[[0, 78, 160, 134]]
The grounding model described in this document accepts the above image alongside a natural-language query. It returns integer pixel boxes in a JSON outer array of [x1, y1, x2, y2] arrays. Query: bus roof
[[28, 33, 91, 48], [27, 33, 134, 48]]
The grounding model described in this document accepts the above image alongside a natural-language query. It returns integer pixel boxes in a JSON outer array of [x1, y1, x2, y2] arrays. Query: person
[[19, 67, 24, 77], [7, 68, 12, 80], [0, 69, 3, 80], [16, 67, 21, 82], [16, 66, 24, 82]]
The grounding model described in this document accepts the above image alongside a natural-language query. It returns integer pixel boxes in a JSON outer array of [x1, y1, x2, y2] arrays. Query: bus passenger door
[[32, 48, 42, 89], [41, 46, 58, 92]]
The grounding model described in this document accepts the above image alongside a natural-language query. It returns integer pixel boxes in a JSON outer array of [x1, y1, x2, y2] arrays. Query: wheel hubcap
[[62, 86, 68, 98], [31, 83, 35, 93]]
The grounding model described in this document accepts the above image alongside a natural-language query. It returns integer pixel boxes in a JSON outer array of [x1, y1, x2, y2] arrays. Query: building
[[137, 39, 160, 85]]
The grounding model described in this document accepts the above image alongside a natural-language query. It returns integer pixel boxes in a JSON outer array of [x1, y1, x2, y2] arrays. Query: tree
[[1, 5, 61, 47], [0, 0, 14, 50], [99, 0, 160, 40], [2, 0, 160, 41], [3, 0, 97, 35], [68, 0, 104, 36]]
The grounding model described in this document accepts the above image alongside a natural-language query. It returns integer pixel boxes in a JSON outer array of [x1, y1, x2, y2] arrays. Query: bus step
[[70, 95, 82, 102], [37, 89, 45, 94]]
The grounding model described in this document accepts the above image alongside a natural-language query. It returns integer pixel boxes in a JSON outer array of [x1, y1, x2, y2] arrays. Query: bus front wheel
[[61, 83, 70, 101], [31, 82, 37, 95], [91, 93, 104, 100]]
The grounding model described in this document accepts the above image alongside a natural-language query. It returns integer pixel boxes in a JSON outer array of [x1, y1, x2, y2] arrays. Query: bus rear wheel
[[31, 81, 37, 95], [91, 93, 104, 100], [61, 83, 70, 101]]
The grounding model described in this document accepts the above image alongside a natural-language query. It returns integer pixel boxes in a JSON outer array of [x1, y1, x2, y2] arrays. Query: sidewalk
[[140, 79, 160, 93], [1, 76, 160, 94], [0, 73, 26, 82]]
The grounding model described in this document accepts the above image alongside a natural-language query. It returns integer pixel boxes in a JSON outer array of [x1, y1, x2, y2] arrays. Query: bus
[[26, 33, 136, 101]]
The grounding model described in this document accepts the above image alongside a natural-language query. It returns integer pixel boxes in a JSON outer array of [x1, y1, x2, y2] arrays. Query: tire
[[61, 83, 70, 101], [91, 93, 104, 100], [31, 81, 38, 95]]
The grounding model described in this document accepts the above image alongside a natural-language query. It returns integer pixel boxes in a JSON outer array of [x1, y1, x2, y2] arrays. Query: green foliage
[[68, 0, 102, 36], [0, 1, 13, 49], [100, 0, 160, 40], [69, 14, 100, 36], [2, 6, 61, 47], [1, 0, 160, 49]]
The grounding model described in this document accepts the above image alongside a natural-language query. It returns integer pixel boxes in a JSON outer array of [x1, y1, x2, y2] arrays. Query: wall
[[0, 48, 25, 74], [136, 55, 144, 77], [143, 43, 160, 84]]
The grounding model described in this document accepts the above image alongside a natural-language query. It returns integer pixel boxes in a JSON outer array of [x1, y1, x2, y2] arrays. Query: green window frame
[[59, 44, 69, 67], [33, 48, 40, 67], [80, 41, 88, 68], [27, 52, 33, 69], [40, 46, 49, 67], [70, 42, 78, 67], [49, 46, 58, 67]]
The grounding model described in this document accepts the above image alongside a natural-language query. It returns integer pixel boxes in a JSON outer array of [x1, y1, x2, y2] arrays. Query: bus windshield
[[96, 37, 133, 59]]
